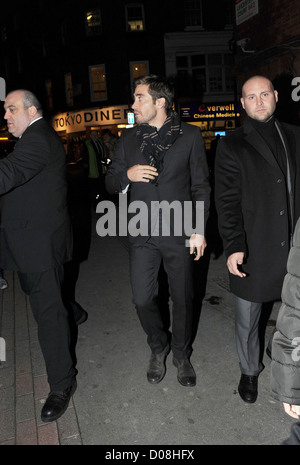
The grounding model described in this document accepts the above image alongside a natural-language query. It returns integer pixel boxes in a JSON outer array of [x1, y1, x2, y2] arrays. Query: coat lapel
[[275, 120, 296, 182]]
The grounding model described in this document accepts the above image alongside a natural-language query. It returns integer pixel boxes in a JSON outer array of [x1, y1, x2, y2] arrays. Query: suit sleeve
[[189, 127, 211, 233], [214, 137, 247, 258], [0, 130, 49, 194], [105, 132, 131, 194]]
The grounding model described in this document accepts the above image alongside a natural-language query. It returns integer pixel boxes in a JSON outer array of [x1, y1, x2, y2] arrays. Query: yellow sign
[[52, 105, 131, 133]]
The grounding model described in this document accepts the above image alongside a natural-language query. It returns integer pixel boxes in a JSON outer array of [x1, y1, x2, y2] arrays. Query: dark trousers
[[234, 296, 264, 376], [18, 266, 76, 391], [129, 236, 194, 360]]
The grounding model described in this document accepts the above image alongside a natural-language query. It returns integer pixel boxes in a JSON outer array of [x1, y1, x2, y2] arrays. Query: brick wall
[[235, 0, 300, 123], [237, 0, 300, 50]]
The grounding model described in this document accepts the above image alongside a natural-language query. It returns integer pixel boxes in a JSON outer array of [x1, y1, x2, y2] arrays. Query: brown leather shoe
[[173, 358, 196, 387], [147, 344, 170, 384]]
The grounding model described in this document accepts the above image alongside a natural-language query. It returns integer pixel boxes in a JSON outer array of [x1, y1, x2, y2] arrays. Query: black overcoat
[[0, 118, 72, 273], [215, 117, 300, 302]]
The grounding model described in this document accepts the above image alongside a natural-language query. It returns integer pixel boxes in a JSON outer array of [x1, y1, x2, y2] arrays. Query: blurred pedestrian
[[102, 128, 118, 161], [82, 130, 108, 208], [3, 89, 77, 422]]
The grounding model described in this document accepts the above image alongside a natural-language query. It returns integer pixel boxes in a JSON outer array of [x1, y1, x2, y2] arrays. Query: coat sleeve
[[270, 218, 300, 405], [189, 127, 211, 232], [0, 130, 49, 194], [214, 137, 247, 258]]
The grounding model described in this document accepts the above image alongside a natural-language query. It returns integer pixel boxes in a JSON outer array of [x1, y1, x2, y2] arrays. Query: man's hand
[[127, 164, 158, 183], [189, 234, 206, 261], [283, 402, 300, 419], [227, 252, 246, 277]]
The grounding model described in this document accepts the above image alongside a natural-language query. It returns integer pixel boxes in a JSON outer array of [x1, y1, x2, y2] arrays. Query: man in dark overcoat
[[215, 75, 300, 403], [3, 89, 77, 422]]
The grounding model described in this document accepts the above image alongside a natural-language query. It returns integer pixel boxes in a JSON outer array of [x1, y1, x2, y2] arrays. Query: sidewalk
[[0, 213, 296, 445], [0, 272, 81, 445]]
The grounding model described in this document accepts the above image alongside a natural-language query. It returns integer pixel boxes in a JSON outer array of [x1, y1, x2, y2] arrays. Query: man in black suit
[[215, 76, 300, 403], [105, 75, 210, 387], [3, 89, 77, 422]]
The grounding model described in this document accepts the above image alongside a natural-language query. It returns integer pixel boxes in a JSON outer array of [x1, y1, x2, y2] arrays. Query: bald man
[[3, 89, 76, 422], [215, 75, 300, 403]]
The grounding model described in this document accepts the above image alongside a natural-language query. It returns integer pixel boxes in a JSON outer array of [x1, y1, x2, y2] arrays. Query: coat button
[[279, 210, 285, 215], [277, 178, 283, 183], [281, 241, 286, 246]]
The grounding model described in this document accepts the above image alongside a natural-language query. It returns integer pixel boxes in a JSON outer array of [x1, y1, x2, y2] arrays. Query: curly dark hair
[[133, 75, 174, 112]]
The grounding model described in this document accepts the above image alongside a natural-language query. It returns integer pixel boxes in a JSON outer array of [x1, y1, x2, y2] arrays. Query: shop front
[[180, 102, 240, 153], [51, 105, 132, 163]]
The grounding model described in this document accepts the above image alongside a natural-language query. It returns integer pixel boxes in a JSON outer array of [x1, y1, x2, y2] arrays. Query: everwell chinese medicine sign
[[180, 103, 240, 122]]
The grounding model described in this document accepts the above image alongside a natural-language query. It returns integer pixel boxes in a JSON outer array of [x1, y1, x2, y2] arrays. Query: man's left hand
[[189, 234, 206, 261]]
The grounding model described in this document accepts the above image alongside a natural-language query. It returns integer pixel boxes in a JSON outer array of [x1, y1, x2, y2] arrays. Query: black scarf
[[136, 111, 183, 181]]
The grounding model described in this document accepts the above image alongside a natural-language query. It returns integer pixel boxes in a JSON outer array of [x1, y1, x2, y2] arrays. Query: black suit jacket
[[0, 118, 72, 272], [215, 117, 300, 302], [105, 122, 211, 245]]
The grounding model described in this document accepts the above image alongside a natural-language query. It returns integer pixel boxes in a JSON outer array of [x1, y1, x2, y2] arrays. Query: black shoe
[[173, 358, 196, 387], [69, 302, 88, 325], [147, 344, 170, 384], [238, 374, 258, 403], [41, 380, 77, 423], [75, 308, 88, 325]]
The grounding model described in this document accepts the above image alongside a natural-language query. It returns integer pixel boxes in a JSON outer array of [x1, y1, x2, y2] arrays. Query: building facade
[[0, 0, 235, 159]]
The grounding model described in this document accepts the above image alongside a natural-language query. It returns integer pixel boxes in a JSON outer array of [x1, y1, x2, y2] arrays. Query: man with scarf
[[105, 75, 210, 387]]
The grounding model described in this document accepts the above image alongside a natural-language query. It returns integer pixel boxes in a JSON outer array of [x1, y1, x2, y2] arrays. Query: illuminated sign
[[180, 103, 240, 121], [52, 105, 131, 133], [127, 112, 135, 124]]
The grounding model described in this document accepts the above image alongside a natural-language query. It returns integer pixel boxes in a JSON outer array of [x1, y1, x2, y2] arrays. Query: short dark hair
[[21, 90, 43, 114], [133, 75, 174, 112]]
